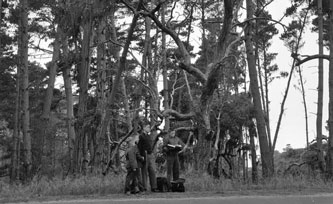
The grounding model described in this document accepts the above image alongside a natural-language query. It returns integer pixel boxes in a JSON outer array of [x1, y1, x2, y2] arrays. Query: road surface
[[7, 193, 333, 204]]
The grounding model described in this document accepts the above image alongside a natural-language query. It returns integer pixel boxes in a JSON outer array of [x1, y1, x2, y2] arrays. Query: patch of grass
[[0, 174, 125, 202], [182, 171, 333, 194], [1, 172, 333, 203]]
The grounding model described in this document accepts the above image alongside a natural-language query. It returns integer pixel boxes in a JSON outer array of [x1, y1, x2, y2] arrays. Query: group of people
[[124, 120, 185, 194]]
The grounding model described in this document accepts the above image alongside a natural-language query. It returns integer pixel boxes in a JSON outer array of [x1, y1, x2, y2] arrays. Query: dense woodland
[[1, 0, 333, 185]]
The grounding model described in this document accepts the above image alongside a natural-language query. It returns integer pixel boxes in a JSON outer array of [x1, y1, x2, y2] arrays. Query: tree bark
[[249, 121, 258, 183], [0, 0, 2, 23], [75, 1, 93, 173], [61, 31, 76, 175], [19, 0, 31, 180], [263, 47, 272, 150], [40, 26, 61, 174], [11, 51, 21, 182], [0, 0, 2, 58], [327, 0, 333, 177], [145, 16, 160, 132], [316, 0, 326, 173], [42, 27, 60, 120], [200, 0, 208, 68], [161, 3, 170, 131], [94, 0, 108, 172], [245, 0, 273, 178], [296, 66, 309, 148]]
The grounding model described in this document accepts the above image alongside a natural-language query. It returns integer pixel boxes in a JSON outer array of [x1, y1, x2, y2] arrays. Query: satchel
[[171, 178, 185, 192]]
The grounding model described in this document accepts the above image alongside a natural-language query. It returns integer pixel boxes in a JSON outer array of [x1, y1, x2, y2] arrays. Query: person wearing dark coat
[[163, 130, 185, 186], [137, 123, 158, 192], [124, 138, 144, 194]]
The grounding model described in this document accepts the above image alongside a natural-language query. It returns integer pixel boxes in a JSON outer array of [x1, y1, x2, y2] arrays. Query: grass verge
[[1, 172, 333, 203]]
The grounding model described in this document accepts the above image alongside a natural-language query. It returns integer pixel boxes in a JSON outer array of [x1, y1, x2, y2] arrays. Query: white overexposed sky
[[267, 1, 329, 152]]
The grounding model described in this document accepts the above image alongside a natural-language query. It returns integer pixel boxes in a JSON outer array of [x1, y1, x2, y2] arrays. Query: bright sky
[[267, 1, 329, 152]]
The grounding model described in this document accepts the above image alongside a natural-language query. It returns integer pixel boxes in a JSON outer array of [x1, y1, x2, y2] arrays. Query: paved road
[[8, 193, 333, 204]]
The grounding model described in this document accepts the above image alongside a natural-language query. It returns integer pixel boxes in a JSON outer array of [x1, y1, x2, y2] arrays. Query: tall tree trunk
[[11, 0, 22, 179], [121, 77, 132, 128], [11, 55, 21, 182], [0, 0, 2, 58], [144, 15, 159, 130], [20, 0, 31, 180], [41, 27, 60, 119], [0, 0, 2, 23], [61, 33, 76, 175], [184, 2, 194, 105], [108, 2, 125, 171], [327, 0, 333, 177], [263, 48, 272, 150], [249, 120, 258, 184], [161, 3, 170, 131], [94, 0, 107, 172], [93, 0, 123, 173], [256, 45, 272, 151], [76, 3, 92, 174], [40, 26, 61, 174], [245, 0, 273, 178], [200, 0, 208, 68], [296, 66, 309, 148], [316, 0, 325, 172]]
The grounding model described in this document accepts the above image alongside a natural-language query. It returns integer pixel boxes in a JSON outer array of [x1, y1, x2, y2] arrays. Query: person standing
[[124, 137, 144, 194], [163, 130, 185, 186], [137, 122, 158, 192]]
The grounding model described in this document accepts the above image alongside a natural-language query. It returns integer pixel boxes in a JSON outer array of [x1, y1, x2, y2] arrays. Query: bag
[[171, 178, 185, 192], [156, 177, 169, 192]]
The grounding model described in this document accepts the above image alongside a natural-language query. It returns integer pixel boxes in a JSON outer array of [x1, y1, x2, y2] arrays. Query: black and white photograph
[[1, 0, 333, 203]]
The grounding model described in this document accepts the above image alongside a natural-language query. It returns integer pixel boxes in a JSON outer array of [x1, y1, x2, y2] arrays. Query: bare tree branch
[[233, 17, 287, 32], [120, 0, 136, 13], [292, 54, 330, 66], [162, 109, 196, 121], [174, 126, 196, 132], [132, 78, 158, 101], [178, 63, 207, 84], [141, 8, 207, 84]]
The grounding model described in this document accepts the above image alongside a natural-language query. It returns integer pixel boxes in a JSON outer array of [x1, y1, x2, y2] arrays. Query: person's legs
[[140, 163, 148, 191], [124, 171, 132, 193], [137, 168, 145, 192], [173, 155, 180, 181], [125, 169, 136, 194], [147, 154, 157, 191], [132, 170, 142, 193], [166, 155, 174, 184]]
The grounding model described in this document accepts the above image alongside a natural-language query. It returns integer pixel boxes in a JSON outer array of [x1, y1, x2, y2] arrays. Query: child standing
[[124, 137, 144, 194]]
